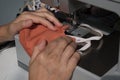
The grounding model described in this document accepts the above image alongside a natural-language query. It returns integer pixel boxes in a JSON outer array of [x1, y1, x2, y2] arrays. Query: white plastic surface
[[0, 47, 28, 80]]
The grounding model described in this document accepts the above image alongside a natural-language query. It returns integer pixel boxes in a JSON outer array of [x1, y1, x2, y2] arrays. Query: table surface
[[0, 47, 28, 80]]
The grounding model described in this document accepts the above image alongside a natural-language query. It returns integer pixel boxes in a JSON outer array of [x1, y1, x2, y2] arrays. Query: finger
[[11, 19, 33, 34], [48, 36, 73, 57], [42, 12, 62, 27], [19, 12, 59, 30], [41, 38, 58, 55], [30, 40, 47, 64], [36, 8, 54, 16], [67, 52, 80, 71], [16, 11, 63, 30], [61, 42, 77, 63], [30, 11, 63, 27], [38, 17, 57, 30], [37, 8, 48, 12], [62, 25, 70, 30]]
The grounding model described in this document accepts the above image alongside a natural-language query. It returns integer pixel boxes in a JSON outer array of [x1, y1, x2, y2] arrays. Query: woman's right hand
[[29, 36, 80, 80]]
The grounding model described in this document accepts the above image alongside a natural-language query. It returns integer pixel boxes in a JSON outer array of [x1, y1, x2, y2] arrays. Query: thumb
[[30, 40, 47, 64]]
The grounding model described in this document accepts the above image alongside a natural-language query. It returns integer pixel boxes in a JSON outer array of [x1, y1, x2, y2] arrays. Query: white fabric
[[68, 23, 103, 54]]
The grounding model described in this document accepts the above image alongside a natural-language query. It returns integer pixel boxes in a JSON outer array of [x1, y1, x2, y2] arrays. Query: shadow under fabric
[[19, 25, 68, 57]]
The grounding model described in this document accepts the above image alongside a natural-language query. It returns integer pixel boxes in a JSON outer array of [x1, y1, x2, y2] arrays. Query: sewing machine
[[15, 0, 120, 80]]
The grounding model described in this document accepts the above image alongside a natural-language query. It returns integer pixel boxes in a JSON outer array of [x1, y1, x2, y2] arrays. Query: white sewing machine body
[[15, 0, 120, 80]]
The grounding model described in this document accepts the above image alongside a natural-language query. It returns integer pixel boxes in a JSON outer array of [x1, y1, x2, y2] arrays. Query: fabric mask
[[19, 23, 103, 57]]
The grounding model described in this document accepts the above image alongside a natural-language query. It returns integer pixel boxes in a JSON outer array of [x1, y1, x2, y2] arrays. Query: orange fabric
[[19, 25, 67, 57]]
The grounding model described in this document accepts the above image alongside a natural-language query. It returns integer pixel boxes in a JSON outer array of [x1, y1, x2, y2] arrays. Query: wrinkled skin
[[29, 37, 80, 80], [0, 8, 80, 80], [0, 8, 62, 43]]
